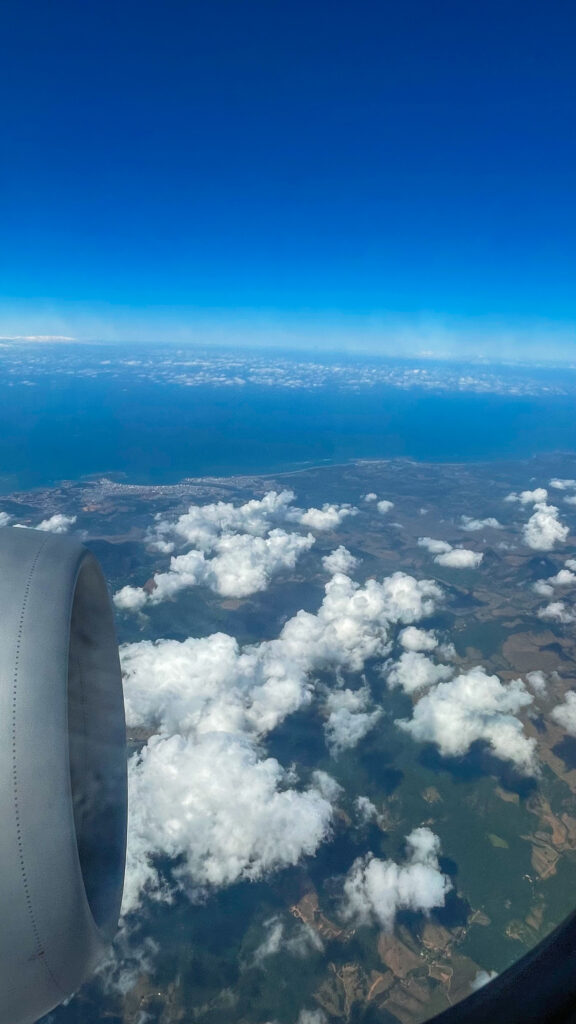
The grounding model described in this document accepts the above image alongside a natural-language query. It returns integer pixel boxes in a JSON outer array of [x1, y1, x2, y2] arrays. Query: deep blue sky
[[1, 0, 575, 358]]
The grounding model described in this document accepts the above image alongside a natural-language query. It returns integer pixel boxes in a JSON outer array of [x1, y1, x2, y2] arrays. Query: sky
[[1, 0, 575, 360]]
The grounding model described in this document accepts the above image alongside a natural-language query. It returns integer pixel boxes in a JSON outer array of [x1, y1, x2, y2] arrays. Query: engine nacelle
[[0, 527, 127, 1024]]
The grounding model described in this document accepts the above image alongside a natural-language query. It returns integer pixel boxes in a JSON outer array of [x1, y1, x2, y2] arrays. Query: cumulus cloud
[[418, 536, 483, 569], [341, 828, 451, 932], [377, 500, 394, 514], [550, 692, 576, 735], [533, 581, 555, 598], [125, 732, 334, 911], [386, 652, 453, 694], [34, 513, 77, 533], [324, 686, 381, 755], [116, 531, 315, 607], [114, 585, 149, 613], [0, 512, 11, 527], [434, 548, 483, 568], [549, 479, 576, 491], [122, 570, 442, 911], [505, 488, 548, 505], [169, 531, 313, 601], [549, 568, 576, 587], [287, 503, 356, 531], [526, 671, 547, 696], [523, 503, 569, 552], [397, 667, 537, 774], [399, 626, 438, 652], [460, 516, 502, 532], [564, 496, 576, 507], [355, 796, 383, 825], [154, 490, 296, 550], [418, 537, 452, 555], [116, 491, 361, 609], [534, 567, 576, 599], [322, 546, 358, 576], [537, 601, 574, 624], [363, 493, 378, 503]]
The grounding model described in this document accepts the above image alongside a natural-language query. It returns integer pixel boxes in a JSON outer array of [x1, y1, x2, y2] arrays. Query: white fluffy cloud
[[506, 488, 548, 505], [534, 567, 576, 599], [537, 601, 574, 624], [550, 692, 576, 735], [322, 545, 358, 576], [418, 537, 452, 555], [397, 667, 537, 774], [386, 652, 453, 694], [526, 671, 547, 696], [434, 548, 483, 568], [115, 491, 360, 609], [125, 732, 334, 911], [399, 626, 438, 652], [363, 493, 378, 503], [155, 490, 296, 551], [355, 796, 383, 825], [288, 503, 356, 531], [523, 503, 569, 552], [377, 500, 394, 514], [550, 478, 576, 491], [418, 536, 483, 569], [125, 530, 315, 606], [341, 828, 451, 932], [0, 512, 11, 527], [460, 516, 502, 532], [324, 686, 381, 755], [533, 581, 554, 598], [122, 570, 442, 912], [22, 513, 77, 533], [549, 568, 576, 587]]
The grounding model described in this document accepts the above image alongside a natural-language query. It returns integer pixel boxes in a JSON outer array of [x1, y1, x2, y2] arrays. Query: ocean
[[2, 371, 576, 492]]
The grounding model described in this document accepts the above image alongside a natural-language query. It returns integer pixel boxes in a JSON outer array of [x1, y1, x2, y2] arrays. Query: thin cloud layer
[[341, 828, 451, 931]]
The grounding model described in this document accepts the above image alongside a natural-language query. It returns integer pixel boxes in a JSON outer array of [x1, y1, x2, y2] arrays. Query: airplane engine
[[0, 527, 127, 1024]]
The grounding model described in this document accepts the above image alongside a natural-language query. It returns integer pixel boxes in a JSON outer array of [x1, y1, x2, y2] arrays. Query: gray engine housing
[[0, 527, 127, 1024]]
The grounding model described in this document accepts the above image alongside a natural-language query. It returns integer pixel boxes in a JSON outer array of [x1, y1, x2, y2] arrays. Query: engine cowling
[[0, 527, 127, 1024]]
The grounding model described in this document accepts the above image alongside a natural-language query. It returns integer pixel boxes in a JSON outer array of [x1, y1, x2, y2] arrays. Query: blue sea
[[2, 350, 576, 492]]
